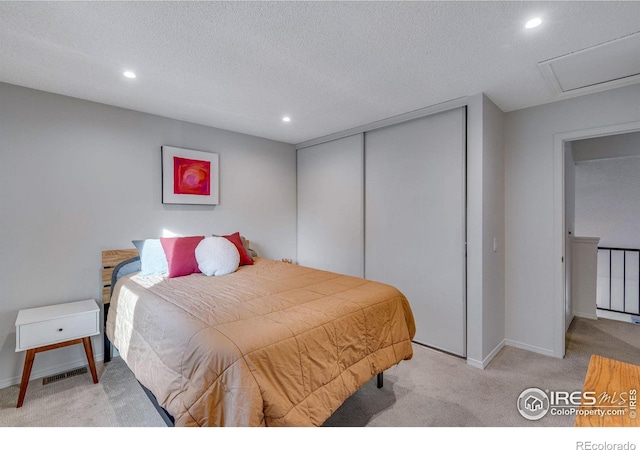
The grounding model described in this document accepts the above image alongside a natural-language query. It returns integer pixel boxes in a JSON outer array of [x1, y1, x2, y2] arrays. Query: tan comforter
[[106, 258, 415, 426]]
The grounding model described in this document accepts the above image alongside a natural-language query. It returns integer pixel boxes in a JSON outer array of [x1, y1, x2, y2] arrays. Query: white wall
[[573, 131, 640, 162], [564, 142, 576, 329], [465, 94, 507, 368], [505, 83, 640, 357], [464, 95, 483, 366], [575, 155, 640, 249], [481, 95, 505, 364], [571, 236, 599, 320], [0, 83, 297, 388]]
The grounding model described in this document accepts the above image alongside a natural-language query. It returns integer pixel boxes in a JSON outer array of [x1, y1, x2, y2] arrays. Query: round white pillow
[[195, 236, 240, 276]]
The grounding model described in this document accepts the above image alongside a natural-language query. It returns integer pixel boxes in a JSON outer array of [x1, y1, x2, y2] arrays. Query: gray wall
[[0, 83, 297, 388], [505, 83, 640, 357], [564, 142, 576, 329], [460, 94, 507, 368], [575, 155, 640, 249], [572, 131, 640, 162], [481, 95, 505, 363]]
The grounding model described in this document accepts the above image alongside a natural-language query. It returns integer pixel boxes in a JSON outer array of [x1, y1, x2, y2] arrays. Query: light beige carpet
[[326, 316, 640, 426], [0, 355, 165, 427], [1, 316, 639, 428]]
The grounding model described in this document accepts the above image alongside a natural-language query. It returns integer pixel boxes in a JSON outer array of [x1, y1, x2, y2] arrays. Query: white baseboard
[[467, 339, 506, 369], [504, 339, 557, 358], [597, 309, 640, 323], [566, 313, 575, 331], [573, 311, 598, 321]]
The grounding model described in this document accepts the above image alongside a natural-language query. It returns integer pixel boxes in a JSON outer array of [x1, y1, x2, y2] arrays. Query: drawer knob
[[57, 328, 63, 332]]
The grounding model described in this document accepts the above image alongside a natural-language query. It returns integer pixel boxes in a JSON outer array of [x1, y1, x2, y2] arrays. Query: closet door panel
[[365, 107, 466, 356], [297, 134, 364, 277]]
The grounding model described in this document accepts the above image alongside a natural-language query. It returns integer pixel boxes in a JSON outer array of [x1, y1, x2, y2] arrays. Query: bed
[[103, 238, 416, 427]]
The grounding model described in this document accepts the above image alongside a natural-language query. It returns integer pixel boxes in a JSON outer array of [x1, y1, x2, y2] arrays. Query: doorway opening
[[568, 131, 640, 325], [555, 121, 640, 358]]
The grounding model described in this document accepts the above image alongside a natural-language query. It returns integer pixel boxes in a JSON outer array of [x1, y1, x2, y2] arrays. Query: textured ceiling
[[1, 1, 640, 144]]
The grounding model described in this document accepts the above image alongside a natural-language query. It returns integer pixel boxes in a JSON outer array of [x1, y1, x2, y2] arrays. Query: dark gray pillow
[[240, 235, 258, 259], [110, 256, 141, 298], [212, 234, 258, 260]]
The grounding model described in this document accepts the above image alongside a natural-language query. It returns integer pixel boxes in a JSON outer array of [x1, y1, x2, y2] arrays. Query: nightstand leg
[[17, 349, 36, 408], [82, 337, 99, 383]]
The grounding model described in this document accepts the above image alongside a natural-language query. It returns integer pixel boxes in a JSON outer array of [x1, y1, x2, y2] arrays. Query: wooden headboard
[[101, 249, 139, 304]]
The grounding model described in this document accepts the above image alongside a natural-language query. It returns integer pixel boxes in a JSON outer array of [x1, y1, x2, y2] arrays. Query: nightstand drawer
[[17, 314, 98, 350], [15, 299, 100, 352]]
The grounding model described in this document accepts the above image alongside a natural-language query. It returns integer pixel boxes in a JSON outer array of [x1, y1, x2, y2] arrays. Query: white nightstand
[[15, 299, 100, 407]]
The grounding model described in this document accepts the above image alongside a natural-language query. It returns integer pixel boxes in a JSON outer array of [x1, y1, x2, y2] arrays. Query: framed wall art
[[161, 146, 219, 205]]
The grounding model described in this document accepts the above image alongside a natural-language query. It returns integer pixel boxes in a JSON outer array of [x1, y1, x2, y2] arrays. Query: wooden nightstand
[[15, 299, 100, 407]]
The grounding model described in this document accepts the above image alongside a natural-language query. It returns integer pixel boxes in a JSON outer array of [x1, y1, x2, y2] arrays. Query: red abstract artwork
[[173, 157, 211, 195]]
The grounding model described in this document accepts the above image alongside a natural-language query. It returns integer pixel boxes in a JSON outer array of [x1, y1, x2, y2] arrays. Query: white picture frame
[[161, 146, 219, 205]]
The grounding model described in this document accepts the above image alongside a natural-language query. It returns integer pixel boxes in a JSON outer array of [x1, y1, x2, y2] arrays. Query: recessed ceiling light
[[123, 71, 136, 79], [525, 17, 542, 29], [282, 116, 291, 122]]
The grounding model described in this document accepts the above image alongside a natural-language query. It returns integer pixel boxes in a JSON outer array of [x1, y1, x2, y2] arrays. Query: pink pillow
[[159, 236, 205, 278], [222, 232, 254, 266]]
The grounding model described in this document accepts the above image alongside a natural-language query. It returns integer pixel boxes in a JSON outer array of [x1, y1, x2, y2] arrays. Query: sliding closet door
[[297, 134, 364, 277], [365, 107, 466, 356]]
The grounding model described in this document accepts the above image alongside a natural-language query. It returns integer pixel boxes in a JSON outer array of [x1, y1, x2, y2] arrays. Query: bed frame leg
[[104, 303, 111, 363], [377, 372, 383, 388], [104, 336, 112, 363]]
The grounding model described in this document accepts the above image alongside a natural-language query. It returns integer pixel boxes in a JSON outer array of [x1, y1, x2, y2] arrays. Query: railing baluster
[[598, 246, 640, 317], [624, 250, 627, 313], [609, 249, 612, 311]]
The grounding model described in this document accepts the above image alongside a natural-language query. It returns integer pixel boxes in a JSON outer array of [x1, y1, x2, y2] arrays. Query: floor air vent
[[42, 367, 88, 385]]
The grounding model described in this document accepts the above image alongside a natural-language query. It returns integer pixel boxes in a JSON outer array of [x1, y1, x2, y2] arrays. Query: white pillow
[[195, 236, 240, 276]]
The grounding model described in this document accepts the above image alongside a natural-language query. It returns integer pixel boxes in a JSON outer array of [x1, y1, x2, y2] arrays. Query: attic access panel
[[539, 32, 640, 97]]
